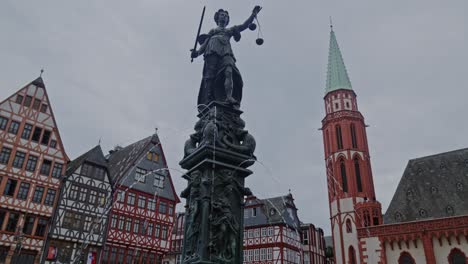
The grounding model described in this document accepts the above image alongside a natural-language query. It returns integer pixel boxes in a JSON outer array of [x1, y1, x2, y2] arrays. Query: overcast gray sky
[[1, 0, 467, 235]]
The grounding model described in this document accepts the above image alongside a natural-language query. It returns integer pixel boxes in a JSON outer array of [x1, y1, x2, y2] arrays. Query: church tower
[[321, 26, 382, 264]]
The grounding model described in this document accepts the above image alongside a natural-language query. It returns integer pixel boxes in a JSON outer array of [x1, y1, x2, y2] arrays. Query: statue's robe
[[197, 27, 244, 108]]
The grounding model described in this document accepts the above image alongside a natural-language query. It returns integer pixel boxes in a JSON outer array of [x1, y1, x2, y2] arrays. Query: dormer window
[[269, 208, 276, 216], [147, 152, 160, 162], [252, 207, 257, 217]]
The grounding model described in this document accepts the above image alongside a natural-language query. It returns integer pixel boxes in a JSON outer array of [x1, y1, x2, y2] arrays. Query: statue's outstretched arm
[[235, 6, 262, 32]]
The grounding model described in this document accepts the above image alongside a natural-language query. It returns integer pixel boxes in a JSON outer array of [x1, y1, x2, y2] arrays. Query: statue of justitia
[[191, 6, 262, 109]]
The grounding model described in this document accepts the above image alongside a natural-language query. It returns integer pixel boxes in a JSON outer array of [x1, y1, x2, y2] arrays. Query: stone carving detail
[[184, 105, 256, 158]]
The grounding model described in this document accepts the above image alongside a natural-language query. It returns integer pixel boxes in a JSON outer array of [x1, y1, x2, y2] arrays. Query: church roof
[[384, 147, 468, 224], [244, 194, 300, 229], [326, 28, 353, 94]]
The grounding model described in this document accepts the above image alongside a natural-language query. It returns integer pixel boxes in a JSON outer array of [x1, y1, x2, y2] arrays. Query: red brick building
[[322, 25, 468, 264], [0, 77, 68, 263]]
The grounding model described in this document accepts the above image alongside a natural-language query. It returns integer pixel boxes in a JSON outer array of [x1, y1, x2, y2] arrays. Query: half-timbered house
[[102, 133, 179, 264], [243, 194, 303, 264], [43, 145, 112, 263], [300, 224, 326, 264], [164, 193, 327, 264], [0, 77, 69, 263]]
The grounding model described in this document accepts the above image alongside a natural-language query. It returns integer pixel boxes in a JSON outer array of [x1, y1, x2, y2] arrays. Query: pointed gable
[[107, 134, 179, 202], [245, 194, 301, 229], [384, 148, 468, 224], [0, 76, 68, 161], [66, 145, 107, 176], [326, 28, 353, 94]]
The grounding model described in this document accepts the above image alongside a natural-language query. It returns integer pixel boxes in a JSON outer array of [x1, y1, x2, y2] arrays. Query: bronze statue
[[191, 6, 262, 109]]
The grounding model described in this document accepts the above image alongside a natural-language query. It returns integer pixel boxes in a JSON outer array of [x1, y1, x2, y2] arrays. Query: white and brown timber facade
[[0, 77, 68, 263]]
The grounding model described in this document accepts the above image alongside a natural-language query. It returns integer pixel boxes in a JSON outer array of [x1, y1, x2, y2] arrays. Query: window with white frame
[[254, 228, 260, 238], [268, 227, 274, 236], [260, 248, 266, 261], [267, 248, 273, 260], [135, 167, 147, 183], [154, 174, 164, 188], [261, 227, 267, 237], [247, 229, 253, 238]]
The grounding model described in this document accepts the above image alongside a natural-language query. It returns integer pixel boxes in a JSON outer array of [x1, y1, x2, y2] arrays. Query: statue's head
[[214, 9, 229, 27]]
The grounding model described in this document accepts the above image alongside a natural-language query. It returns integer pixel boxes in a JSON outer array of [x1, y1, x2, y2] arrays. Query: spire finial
[[98, 137, 102, 145], [329, 16, 333, 30], [40, 68, 44, 77]]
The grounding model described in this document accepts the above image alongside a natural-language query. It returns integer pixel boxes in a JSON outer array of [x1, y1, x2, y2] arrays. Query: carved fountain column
[[180, 102, 256, 264]]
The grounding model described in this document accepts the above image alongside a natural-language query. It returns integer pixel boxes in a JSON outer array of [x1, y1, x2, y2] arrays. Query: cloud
[[1, 0, 467, 235]]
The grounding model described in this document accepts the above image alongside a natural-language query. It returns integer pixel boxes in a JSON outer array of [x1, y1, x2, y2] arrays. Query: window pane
[[23, 216, 35, 235], [17, 182, 30, 200], [44, 189, 56, 206], [31, 127, 42, 142], [0, 117, 8, 130], [32, 99, 41, 110], [21, 124, 33, 140], [8, 121, 20, 135], [24, 96, 32, 107], [52, 163, 63, 178], [15, 95, 24, 104], [32, 186, 45, 203], [12, 151, 26, 169], [25, 155, 38, 172], [40, 104, 48, 113], [3, 179, 17, 196], [35, 218, 48, 236], [41, 130, 51, 145], [0, 148, 11, 164], [5, 213, 19, 232], [40, 159, 52, 176]]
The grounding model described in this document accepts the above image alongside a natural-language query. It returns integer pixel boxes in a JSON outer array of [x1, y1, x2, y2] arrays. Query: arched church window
[[398, 252, 416, 264], [354, 158, 363, 192], [328, 163, 336, 197], [350, 123, 358, 148], [326, 130, 331, 154], [349, 246, 357, 264], [448, 248, 467, 264], [346, 219, 352, 233], [340, 160, 348, 193], [335, 125, 343, 150]]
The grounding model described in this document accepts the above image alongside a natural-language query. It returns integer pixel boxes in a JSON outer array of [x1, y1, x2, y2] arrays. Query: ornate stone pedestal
[[180, 102, 256, 264]]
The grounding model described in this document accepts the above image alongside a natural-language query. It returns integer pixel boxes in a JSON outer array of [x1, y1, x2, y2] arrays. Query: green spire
[[326, 27, 352, 94]]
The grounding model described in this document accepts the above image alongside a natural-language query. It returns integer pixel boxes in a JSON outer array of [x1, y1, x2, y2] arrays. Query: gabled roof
[[107, 135, 155, 184], [0, 76, 69, 162], [384, 147, 468, 224], [66, 145, 107, 176], [325, 28, 353, 94], [106, 134, 179, 202], [244, 194, 300, 229]]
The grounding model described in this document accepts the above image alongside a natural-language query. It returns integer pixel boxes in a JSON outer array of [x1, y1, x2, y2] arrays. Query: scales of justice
[[179, 5, 263, 264]]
